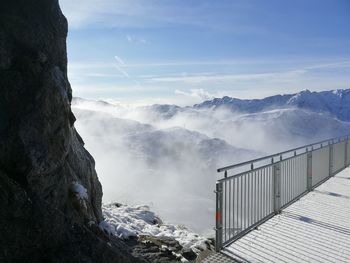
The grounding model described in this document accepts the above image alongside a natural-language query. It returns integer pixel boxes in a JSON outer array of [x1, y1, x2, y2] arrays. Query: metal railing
[[215, 134, 350, 252]]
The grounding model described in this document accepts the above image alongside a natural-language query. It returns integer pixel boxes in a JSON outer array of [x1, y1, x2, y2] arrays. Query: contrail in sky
[[114, 55, 140, 86]]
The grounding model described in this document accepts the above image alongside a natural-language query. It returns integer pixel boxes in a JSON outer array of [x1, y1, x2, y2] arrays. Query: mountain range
[[194, 89, 350, 121]]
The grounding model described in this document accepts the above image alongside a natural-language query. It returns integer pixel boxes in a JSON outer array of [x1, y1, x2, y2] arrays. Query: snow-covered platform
[[207, 167, 350, 262]]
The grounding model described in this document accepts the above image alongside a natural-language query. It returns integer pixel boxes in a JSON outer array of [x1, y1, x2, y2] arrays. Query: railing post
[[273, 162, 281, 214], [307, 149, 313, 191], [345, 138, 348, 167], [329, 141, 334, 177], [215, 182, 223, 252]]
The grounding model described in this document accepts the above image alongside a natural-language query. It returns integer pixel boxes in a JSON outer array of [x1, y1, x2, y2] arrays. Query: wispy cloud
[[68, 58, 350, 70], [146, 60, 350, 84], [68, 58, 350, 104], [148, 70, 306, 84], [85, 73, 124, 78], [126, 35, 148, 44], [305, 61, 350, 70], [174, 89, 215, 100], [73, 83, 159, 95], [59, 0, 265, 34]]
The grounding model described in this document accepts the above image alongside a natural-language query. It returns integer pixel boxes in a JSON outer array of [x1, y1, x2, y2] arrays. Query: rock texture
[[0, 1, 142, 262]]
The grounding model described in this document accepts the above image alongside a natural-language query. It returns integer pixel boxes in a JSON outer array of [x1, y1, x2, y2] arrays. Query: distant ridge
[[194, 89, 350, 121]]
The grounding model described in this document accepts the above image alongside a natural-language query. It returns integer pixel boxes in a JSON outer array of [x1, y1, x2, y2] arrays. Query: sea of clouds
[[72, 98, 349, 235]]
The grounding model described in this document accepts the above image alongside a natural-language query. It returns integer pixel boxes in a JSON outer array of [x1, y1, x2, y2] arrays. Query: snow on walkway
[[222, 167, 350, 263]]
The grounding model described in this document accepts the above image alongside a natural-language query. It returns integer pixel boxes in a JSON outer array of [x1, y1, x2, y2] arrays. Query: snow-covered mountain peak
[[195, 88, 350, 121]]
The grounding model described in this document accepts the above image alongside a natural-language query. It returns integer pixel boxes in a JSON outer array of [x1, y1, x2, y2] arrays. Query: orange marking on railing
[[216, 212, 222, 221]]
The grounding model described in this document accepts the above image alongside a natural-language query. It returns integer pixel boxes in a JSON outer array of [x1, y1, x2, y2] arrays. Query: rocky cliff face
[[0, 1, 141, 262]]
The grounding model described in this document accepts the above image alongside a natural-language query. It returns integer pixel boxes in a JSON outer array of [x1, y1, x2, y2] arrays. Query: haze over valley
[[72, 88, 350, 234]]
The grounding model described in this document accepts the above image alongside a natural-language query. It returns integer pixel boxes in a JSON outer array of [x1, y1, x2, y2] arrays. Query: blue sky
[[60, 0, 350, 105]]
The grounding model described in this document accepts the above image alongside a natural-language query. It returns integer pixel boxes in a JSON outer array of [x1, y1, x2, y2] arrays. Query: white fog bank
[[72, 97, 350, 235]]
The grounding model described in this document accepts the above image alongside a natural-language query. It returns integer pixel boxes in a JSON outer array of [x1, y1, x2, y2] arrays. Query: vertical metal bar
[[250, 173, 253, 225], [257, 169, 260, 221], [285, 160, 287, 203], [266, 168, 271, 214], [283, 161, 286, 204], [254, 171, 257, 223], [300, 156, 303, 192], [250, 172, 253, 226], [291, 158, 294, 199], [257, 170, 261, 221], [261, 169, 263, 219], [295, 157, 298, 194], [290, 158, 293, 199], [272, 165, 274, 211], [305, 154, 308, 189], [284, 161, 286, 205], [345, 139, 348, 168], [329, 142, 334, 177], [346, 136, 350, 166], [287, 159, 290, 202], [286, 160, 289, 203], [262, 169, 264, 218], [247, 173, 249, 228], [288, 159, 291, 202], [296, 157, 299, 194], [300, 155, 303, 192], [228, 177, 231, 240], [298, 156, 301, 193], [242, 175, 245, 231], [240, 175, 243, 233], [266, 168, 268, 216], [224, 179, 227, 242], [232, 178, 237, 236], [292, 158, 294, 198], [307, 150, 313, 191], [283, 161, 285, 205], [247, 174, 249, 229], [280, 163, 283, 207], [265, 168, 268, 216], [281, 162, 284, 206], [246, 174, 248, 229], [247, 172, 250, 228], [290, 159, 293, 201], [260, 169, 263, 219], [263, 168, 266, 217], [269, 167, 271, 213], [256, 169, 259, 221], [215, 182, 223, 252], [261, 169, 266, 218], [273, 162, 281, 214], [270, 159, 273, 212], [294, 157, 296, 196], [295, 157, 303, 195], [289, 159, 291, 201]]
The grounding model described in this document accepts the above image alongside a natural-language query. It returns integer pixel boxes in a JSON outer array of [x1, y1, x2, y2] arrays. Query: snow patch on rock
[[99, 220, 114, 236], [71, 181, 88, 200], [102, 203, 212, 254]]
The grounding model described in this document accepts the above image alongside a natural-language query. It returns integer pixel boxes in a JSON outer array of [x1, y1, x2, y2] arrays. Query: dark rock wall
[[0, 1, 142, 262], [0, 0, 102, 224]]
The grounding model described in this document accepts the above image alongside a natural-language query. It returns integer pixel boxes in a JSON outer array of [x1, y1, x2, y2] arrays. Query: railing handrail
[[217, 134, 349, 173]]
